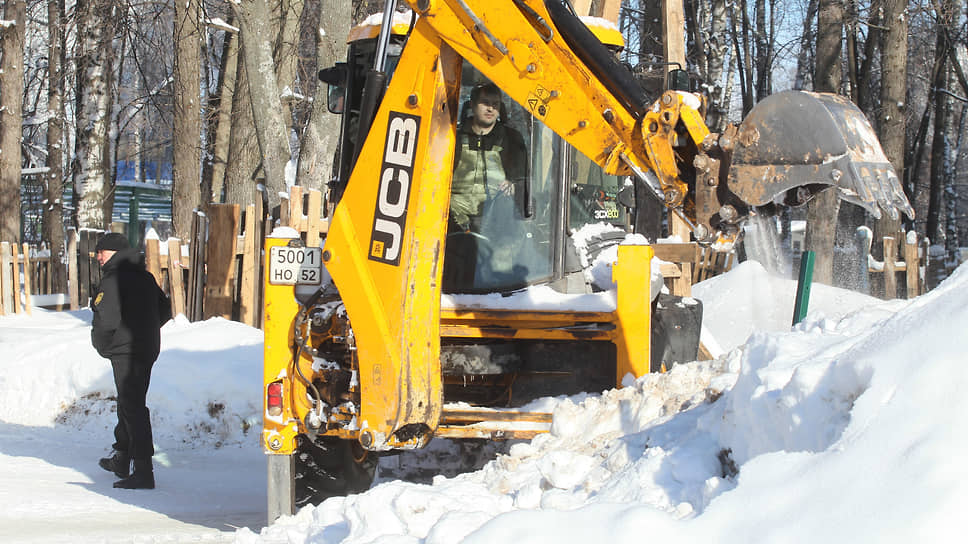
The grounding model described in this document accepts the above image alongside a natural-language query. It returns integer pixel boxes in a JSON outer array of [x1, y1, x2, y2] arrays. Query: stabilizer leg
[[267, 454, 295, 524]]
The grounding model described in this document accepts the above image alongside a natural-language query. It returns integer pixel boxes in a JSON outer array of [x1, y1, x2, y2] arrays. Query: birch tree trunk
[[856, 0, 881, 114], [73, 0, 118, 230], [172, 0, 203, 237], [0, 0, 26, 242], [704, 0, 730, 131]]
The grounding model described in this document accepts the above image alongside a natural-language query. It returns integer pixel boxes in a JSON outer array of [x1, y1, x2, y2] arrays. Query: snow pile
[[0, 312, 263, 448], [693, 260, 898, 352], [239, 261, 968, 543]]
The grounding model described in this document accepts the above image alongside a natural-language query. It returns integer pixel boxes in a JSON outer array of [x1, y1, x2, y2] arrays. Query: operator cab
[[324, 15, 629, 296]]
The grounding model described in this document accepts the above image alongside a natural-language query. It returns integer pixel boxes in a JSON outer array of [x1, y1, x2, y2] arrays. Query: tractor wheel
[[294, 435, 377, 508]]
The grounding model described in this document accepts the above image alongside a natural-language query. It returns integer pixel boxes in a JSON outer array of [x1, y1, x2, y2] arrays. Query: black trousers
[[110, 354, 155, 460]]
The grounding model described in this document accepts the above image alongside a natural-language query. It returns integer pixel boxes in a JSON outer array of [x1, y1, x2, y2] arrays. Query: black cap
[[95, 232, 129, 252]]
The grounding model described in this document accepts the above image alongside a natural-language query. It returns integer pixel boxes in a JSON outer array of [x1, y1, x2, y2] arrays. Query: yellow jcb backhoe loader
[[261, 0, 912, 521]]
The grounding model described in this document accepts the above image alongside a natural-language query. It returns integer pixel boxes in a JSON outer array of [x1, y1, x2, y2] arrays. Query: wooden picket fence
[[650, 243, 735, 297], [0, 186, 329, 324], [0, 242, 34, 316], [859, 230, 929, 299], [7, 190, 933, 323]]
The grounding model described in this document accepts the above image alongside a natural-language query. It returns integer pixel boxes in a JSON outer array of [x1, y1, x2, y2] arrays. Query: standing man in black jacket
[[91, 233, 172, 489]]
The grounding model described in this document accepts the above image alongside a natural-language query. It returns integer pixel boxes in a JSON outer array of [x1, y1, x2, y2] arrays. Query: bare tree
[[925, 0, 961, 248], [704, 0, 731, 130], [73, 0, 119, 229], [202, 19, 238, 206], [794, 0, 819, 90], [804, 0, 844, 285], [172, 0, 202, 236], [294, 0, 351, 195], [44, 0, 68, 293], [854, 0, 882, 114], [223, 47, 262, 207], [0, 0, 26, 242], [870, 0, 909, 294], [753, 0, 773, 100], [230, 0, 292, 211], [732, 0, 755, 115]]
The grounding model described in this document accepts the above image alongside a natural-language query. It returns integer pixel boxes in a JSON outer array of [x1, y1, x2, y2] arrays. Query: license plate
[[268, 246, 323, 285]]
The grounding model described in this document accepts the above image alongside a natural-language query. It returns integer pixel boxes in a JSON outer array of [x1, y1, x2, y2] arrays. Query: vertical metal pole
[[128, 190, 140, 248], [267, 454, 295, 524], [373, 0, 397, 72], [792, 250, 815, 325]]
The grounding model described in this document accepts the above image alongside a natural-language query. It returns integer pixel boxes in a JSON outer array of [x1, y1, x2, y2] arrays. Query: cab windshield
[[442, 63, 559, 294]]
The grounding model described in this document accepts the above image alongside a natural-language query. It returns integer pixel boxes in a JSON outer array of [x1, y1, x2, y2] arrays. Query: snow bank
[[245, 262, 968, 543], [0, 311, 263, 449]]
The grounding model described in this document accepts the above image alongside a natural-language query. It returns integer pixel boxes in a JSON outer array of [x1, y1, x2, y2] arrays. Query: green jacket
[[450, 122, 527, 230]]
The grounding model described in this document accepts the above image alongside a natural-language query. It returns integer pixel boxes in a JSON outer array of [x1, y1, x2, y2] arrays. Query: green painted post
[[128, 190, 140, 248], [793, 250, 815, 325]]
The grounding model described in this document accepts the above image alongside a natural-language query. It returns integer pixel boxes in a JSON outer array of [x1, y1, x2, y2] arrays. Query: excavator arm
[[403, 0, 911, 243]]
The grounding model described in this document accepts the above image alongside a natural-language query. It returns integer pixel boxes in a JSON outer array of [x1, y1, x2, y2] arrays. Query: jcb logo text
[[369, 112, 420, 265]]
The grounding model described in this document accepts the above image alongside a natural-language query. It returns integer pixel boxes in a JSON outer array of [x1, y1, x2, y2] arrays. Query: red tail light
[[267, 382, 283, 416]]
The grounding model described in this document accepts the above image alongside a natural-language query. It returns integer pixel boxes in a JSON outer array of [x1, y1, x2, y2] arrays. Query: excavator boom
[[402, 0, 911, 242]]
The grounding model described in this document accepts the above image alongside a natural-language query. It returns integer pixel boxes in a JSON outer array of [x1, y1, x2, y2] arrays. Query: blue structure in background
[[19, 161, 174, 244], [112, 160, 173, 225], [115, 160, 173, 185]]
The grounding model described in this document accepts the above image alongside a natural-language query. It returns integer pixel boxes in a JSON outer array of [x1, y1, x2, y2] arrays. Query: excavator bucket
[[726, 91, 914, 221]]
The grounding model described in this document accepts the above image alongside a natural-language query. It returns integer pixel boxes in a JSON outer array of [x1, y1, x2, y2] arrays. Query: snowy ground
[[2, 259, 964, 543]]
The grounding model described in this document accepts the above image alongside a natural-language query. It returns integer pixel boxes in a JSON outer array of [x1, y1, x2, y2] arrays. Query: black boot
[[113, 458, 154, 489], [98, 451, 130, 478]]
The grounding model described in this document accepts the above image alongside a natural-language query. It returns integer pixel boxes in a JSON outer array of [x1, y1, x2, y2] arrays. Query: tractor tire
[[294, 436, 377, 508]]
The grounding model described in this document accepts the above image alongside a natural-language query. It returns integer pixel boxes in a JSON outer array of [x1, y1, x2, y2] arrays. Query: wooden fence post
[[21, 243, 32, 315], [11, 244, 22, 314], [187, 212, 208, 321], [651, 243, 697, 297], [203, 204, 241, 320], [68, 229, 79, 310], [882, 237, 897, 299], [904, 235, 919, 299], [240, 204, 259, 327], [306, 189, 323, 248], [0, 242, 11, 315], [167, 238, 186, 317], [288, 186, 304, 231], [145, 236, 164, 289]]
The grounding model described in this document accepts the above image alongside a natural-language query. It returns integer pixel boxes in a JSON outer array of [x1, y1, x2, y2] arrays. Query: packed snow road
[[0, 313, 269, 542], [0, 425, 266, 542]]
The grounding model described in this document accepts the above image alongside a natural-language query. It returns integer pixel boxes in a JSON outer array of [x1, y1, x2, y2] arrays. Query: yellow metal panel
[[262, 236, 310, 456], [321, 20, 459, 449], [612, 244, 654, 383]]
